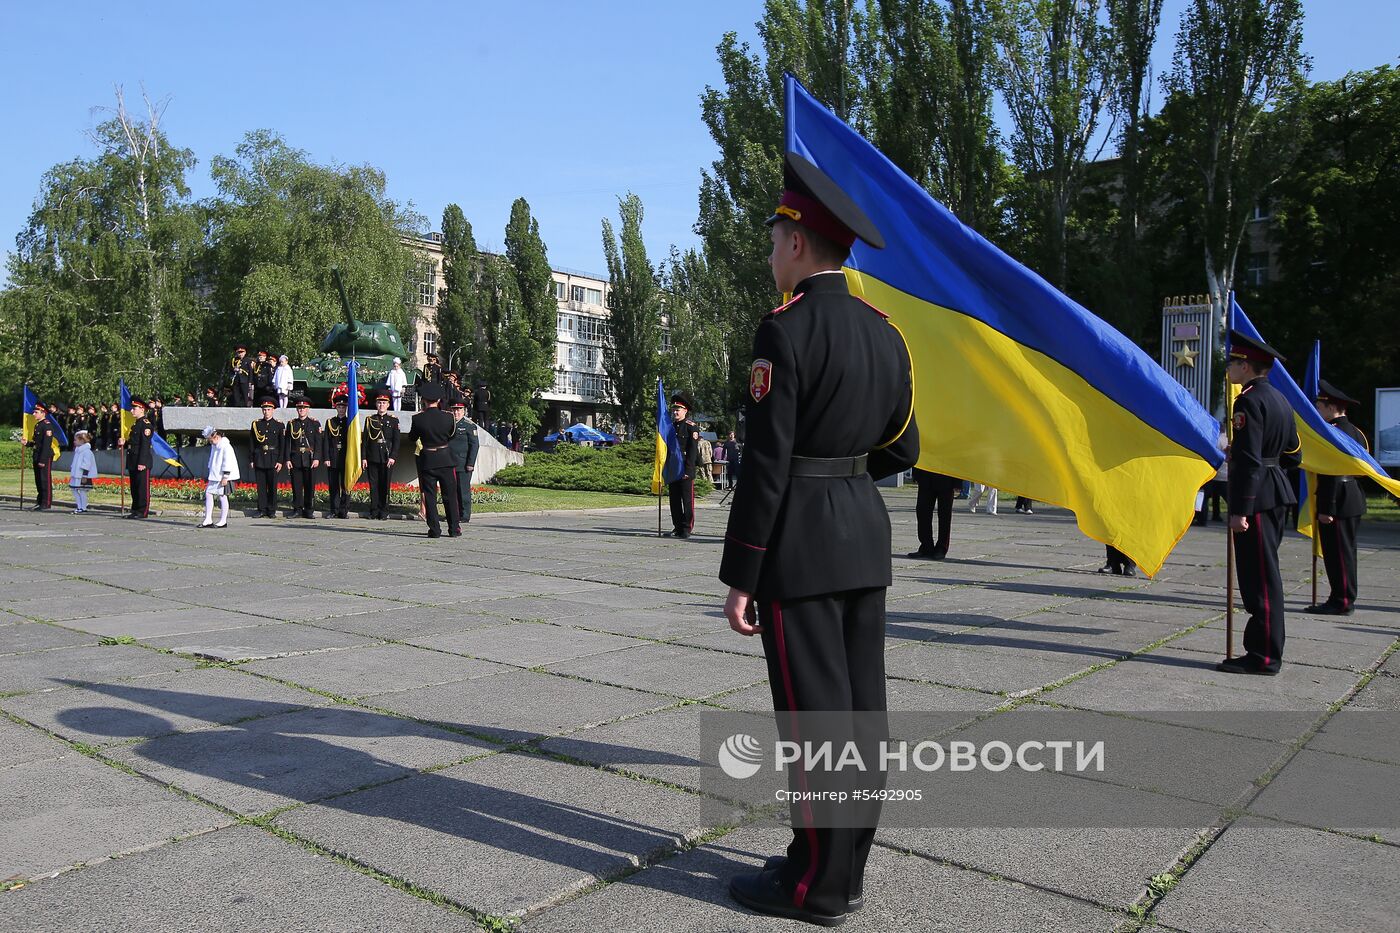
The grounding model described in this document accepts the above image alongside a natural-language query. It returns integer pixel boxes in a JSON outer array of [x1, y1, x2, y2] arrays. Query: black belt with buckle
[[790, 454, 868, 477]]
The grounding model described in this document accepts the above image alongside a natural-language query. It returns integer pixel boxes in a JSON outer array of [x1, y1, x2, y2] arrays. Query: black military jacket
[[323, 415, 350, 469], [422, 361, 443, 384], [1228, 377, 1302, 515], [30, 417, 56, 465], [409, 408, 456, 470], [364, 412, 400, 464], [230, 356, 252, 394], [249, 417, 285, 470], [719, 271, 920, 600], [252, 359, 274, 396], [1316, 417, 1369, 519], [673, 418, 699, 481], [125, 416, 154, 471], [282, 416, 323, 468]]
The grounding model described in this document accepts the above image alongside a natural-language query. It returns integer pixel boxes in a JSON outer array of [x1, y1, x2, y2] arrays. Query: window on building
[[415, 261, 436, 306], [1252, 198, 1272, 222], [424, 332, 437, 356], [571, 285, 585, 303], [660, 330, 672, 353], [585, 287, 603, 305], [407, 331, 417, 355], [554, 280, 567, 300], [1244, 252, 1270, 288], [567, 345, 598, 369]]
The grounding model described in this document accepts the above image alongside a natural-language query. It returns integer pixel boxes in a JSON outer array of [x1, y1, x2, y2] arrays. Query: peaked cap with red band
[[766, 152, 885, 250], [1316, 379, 1358, 407], [1227, 330, 1286, 365]]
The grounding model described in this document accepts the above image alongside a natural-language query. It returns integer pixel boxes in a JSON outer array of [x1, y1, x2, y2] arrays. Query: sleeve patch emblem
[[750, 358, 773, 402], [1233, 412, 1246, 431]]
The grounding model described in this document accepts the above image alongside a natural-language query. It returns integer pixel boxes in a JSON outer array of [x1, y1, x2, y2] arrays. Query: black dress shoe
[[30, 504, 50, 511], [906, 549, 934, 560], [729, 868, 846, 927], [762, 856, 863, 911], [1121, 566, 1138, 577], [1305, 603, 1353, 616], [427, 530, 442, 538], [930, 550, 947, 561], [1217, 656, 1279, 675], [448, 530, 462, 537], [1096, 564, 1114, 574], [302, 511, 314, 519]]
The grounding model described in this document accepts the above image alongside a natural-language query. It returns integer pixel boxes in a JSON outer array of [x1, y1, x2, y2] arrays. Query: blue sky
[[2, 0, 1396, 279]]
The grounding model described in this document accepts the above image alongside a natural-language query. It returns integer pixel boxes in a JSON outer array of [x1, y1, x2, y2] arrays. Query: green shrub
[[495, 440, 714, 496]]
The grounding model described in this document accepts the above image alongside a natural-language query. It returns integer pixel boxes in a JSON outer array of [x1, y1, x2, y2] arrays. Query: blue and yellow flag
[[119, 379, 181, 467], [784, 75, 1222, 575], [344, 360, 364, 489], [22, 386, 66, 459], [650, 378, 683, 496], [1231, 298, 1400, 503]]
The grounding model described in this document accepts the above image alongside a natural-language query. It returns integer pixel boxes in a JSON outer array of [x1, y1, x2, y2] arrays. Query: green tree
[[3, 89, 203, 403], [475, 254, 552, 436], [203, 130, 424, 374], [661, 246, 735, 424], [992, 0, 1122, 289], [504, 197, 557, 362], [601, 193, 662, 436], [1160, 0, 1309, 327], [435, 203, 481, 376]]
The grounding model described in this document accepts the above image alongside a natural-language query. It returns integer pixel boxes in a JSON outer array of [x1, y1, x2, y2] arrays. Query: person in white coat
[[273, 355, 295, 409], [68, 430, 99, 513], [386, 358, 408, 411], [968, 482, 998, 515], [199, 426, 241, 528]]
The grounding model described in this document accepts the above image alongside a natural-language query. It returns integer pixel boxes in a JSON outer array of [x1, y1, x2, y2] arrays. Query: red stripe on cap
[[777, 190, 856, 248]]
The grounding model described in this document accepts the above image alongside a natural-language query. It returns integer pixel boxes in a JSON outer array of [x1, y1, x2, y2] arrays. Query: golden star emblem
[[1173, 345, 1199, 368]]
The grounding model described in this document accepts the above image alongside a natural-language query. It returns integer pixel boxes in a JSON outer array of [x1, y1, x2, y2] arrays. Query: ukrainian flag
[[22, 386, 66, 459], [119, 379, 181, 467], [344, 360, 364, 489], [785, 75, 1223, 575], [650, 378, 683, 496], [1231, 299, 1400, 507]]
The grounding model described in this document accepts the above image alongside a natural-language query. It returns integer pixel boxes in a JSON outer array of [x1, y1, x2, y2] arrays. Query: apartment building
[[405, 234, 617, 435]]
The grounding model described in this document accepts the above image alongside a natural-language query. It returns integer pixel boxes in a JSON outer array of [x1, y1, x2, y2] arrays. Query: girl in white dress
[[199, 426, 241, 527]]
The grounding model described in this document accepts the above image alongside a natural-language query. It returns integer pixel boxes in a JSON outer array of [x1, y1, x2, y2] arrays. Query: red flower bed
[[84, 477, 498, 494]]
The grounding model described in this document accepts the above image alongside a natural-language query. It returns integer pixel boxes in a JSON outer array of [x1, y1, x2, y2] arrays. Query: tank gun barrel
[[331, 266, 361, 340]]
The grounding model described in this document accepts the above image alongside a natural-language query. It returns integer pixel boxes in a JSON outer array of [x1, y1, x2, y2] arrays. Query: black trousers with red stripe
[[757, 587, 888, 918], [1235, 506, 1286, 670], [130, 468, 150, 517], [668, 477, 694, 536], [1320, 515, 1360, 610], [33, 461, 53, 508]]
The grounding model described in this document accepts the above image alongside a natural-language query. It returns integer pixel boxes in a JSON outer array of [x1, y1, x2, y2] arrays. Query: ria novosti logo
[[717, 733, 764, 779]]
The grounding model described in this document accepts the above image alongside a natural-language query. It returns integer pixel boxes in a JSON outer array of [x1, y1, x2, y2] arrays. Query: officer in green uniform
[[362, 386, 399, 519], [249, 397, 284, 517], [722, 153, 920, 926], [448, 398, 480, 523], [1306, 379, 1369, 615]]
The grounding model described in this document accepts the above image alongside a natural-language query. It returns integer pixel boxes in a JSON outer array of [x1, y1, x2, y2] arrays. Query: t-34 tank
[[291, 267, 418, 407]]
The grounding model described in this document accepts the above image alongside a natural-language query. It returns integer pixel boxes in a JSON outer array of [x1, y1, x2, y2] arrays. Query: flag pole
[[1225, 528, 1235, 660], [1310, 482, 1319, 607], [18, 445, 25, 510], [657, 488, 662, 537]]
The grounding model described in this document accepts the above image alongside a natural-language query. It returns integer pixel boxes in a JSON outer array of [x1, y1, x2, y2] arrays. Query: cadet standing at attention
[[362, 386, 400, 519], [122, 397, 156, 519], [1306, 379, 1369, 616], [282, 395, 323, 519], [1220, 332, 1301, 675], [323, 392, 352, 518], [249, 397, 285, 518], [408, 383, 461, 538], [667, 393, 700, 538], [23, 399, 56, 511], [448, 398, 480, 524], [721, 153, 920, 926]]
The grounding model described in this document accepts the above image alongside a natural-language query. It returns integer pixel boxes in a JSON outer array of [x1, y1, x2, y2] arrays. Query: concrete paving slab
[[884, 642, 1093, 695], [55, 606, 259, 639], [1346, 673, 1400, 710], [0, 753, 231, 881], [1, 667, 324, 746], [0, 825, 476, 931], [306, 605, 508, 640], [543, 644, 768, 700], [407, 621, 647, 667], [524, 825, 1120, 932], [104, 704, 492, 816], [1248, 747, 1400, 833], [565, 606, 724, 640], [0, 716, 73, 769], [538, 705, 719, 790], [10, 591, 179, 623], [366, 669, 675, 743], [140, 621, 377, 661], [0, 622, 99, 655], [1153, 818, 1400, 932], [0, 644, 196, 696], [243, 642, 509, 698], [274, 750, 705, 919]]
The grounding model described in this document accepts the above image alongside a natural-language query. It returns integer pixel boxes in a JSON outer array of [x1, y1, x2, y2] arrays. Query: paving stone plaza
[[2, 492, 1398, 931]]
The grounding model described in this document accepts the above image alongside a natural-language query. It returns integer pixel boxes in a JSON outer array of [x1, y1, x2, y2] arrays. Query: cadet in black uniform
[[282, 396, 323, 518], [249, 397, 285, 517], [722, 154, 920, 926], [362, 386, 399, 519], [229, 346, 252, 407], [421, 353, 443, 385], [24, 399, 56, 510], [667, 393, 700, 538], [448, 398, 481, 523], [323, 393, 352, 518], [1220, 332, 1302, 675], [252, 350, 275, 401], [122, 397, 156, 519], [1306, 380, 1369, 615], [408, 383, 460, 537], [907, 468, 957, 560]]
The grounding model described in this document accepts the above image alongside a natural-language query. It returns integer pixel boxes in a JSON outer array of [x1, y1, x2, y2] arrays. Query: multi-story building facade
[[404, 235, 617, 436]]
